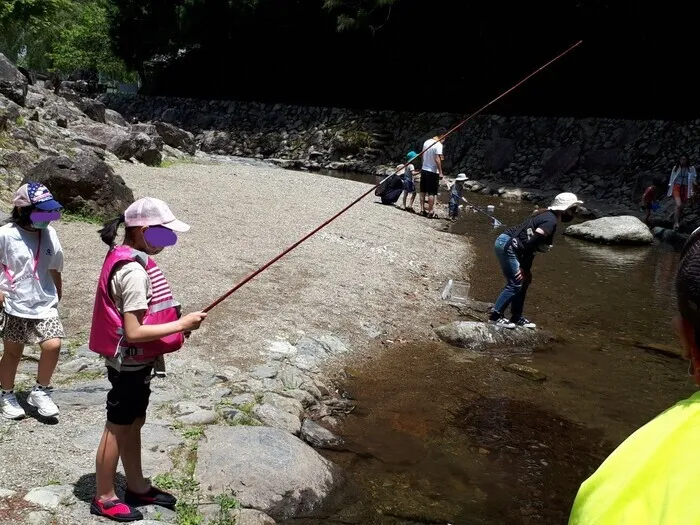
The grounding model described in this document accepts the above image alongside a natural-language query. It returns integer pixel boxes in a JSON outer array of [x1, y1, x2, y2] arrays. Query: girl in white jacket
[[667, 154, 697, 230]]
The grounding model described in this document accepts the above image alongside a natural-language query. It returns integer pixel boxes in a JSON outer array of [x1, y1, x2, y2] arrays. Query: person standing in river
[[666, 154, 697, 230], [568, 226, 700, 525], [419, 131, 445, 218], [488, 192, 582, 329]]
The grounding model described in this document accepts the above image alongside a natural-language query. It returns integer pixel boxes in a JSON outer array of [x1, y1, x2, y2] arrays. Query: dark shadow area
[[135, 0, 695, 120], [73, 472, 127, 503]]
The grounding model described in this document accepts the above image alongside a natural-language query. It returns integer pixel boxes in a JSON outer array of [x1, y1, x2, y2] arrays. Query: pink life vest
[[88, 245, 184, 360]]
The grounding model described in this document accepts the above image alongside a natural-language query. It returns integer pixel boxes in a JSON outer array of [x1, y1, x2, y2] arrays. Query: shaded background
[[131, 0, 695, 120]]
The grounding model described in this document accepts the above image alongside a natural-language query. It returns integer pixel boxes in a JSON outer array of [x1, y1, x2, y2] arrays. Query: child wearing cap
[[88, 197, 207, 522], [0, 182, 65, 420], [398, 151, 420, 212], [447, 173, 468, 221]]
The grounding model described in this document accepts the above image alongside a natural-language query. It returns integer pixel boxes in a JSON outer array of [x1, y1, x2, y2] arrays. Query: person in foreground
[[489, 192, 582, 329], [568, 226, 700, 525], [89, 197, 207, 522], [0, 183, 65, 420]]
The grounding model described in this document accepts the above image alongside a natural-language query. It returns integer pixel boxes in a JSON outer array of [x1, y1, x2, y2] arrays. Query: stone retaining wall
[[100, 93, 700, 209]]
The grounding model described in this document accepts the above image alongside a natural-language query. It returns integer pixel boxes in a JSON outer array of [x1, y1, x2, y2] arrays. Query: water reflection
[[291, 172, 693, 525]]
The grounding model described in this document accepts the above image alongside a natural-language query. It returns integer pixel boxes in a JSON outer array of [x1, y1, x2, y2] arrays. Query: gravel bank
[[56, 157, 470, 369]]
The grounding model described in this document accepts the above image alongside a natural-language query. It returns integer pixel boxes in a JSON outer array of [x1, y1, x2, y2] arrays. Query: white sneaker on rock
[[0, 391, 26, 419], [27, 387, 59, 418]]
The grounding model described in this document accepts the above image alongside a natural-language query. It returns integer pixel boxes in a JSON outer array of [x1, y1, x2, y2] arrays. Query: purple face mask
[[144, 226, 178, 247], [30, 211, 61, 222]]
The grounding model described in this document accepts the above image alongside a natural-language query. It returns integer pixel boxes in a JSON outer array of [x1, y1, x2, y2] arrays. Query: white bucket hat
[[455, 173, 468, 181], [549, 192, 583, 211]]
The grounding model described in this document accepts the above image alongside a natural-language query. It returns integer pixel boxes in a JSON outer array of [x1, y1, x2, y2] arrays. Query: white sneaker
[[27, 388, 59, 418], [0, 391, 26, 419]]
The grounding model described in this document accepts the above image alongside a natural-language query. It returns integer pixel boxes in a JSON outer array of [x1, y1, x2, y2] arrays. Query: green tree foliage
[[322, 0, 401, 32], [0, 0, 72, 70], [50, 1, 134, 80], [0, 0, 133, 80]]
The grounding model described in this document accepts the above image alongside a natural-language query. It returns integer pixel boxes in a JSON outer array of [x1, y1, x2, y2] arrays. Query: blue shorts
[[402, 176, 415, 193]]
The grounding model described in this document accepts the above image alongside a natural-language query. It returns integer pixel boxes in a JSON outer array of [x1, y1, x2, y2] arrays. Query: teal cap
[[406, 151, 418, 161]]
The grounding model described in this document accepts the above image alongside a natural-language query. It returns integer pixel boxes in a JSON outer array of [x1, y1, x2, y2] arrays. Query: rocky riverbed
[[0, 157, 469, 524]]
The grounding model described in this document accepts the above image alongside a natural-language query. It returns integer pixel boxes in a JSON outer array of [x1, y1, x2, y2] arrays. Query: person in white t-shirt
[[0, 182, 65, 420], [420, 130, 445, 217]]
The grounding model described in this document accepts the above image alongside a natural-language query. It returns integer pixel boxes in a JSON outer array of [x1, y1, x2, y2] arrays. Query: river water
[[281, 173, 694, 525]]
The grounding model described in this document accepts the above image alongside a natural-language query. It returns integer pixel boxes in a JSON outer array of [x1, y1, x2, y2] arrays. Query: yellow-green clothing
[[569, 390, 700, 525]]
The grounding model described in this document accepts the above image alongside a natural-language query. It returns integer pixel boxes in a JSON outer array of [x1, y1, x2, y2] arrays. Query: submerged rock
[[564, 216, 653, 245], [434, 321, 553, 351]]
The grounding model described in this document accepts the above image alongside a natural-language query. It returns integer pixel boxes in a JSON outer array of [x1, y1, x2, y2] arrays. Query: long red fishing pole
[[201, 40, 583, 314]]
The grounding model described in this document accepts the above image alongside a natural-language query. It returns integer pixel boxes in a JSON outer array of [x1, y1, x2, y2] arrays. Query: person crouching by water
[[567, 227, 700, 525], [488, 192, 582, 329], [447, 173, 468, 221], [399, 151, 420, 212], [375, 171, 406, 206]]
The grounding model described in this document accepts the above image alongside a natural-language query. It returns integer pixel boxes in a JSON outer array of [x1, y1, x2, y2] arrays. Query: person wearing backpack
[[488, 192, 582, 329]]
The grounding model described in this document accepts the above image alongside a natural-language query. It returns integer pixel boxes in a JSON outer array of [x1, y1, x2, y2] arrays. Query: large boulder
[[72, 122, 163, 166], [105, 108, 128, 128], [1, 95, 21, 131], [154, 121, 196, 155], [76, 97, 107, 123], [434, 321, 554, 351], [195, 426, 343, 521], [23, 152, 134, 218], [564, 215, 654, 245], [0, 53, 28, 106]]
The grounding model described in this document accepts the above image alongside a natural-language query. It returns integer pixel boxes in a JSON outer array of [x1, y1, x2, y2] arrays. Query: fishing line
[[460, 195, 503, 227], [201, 40, 583, 313]]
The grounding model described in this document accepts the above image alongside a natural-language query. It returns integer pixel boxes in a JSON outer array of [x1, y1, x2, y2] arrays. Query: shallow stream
[[280, 173, 693, 525]]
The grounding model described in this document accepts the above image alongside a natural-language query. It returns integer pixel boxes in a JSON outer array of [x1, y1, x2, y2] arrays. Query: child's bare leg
[[0, 341, 24, 390], [122, 417, 149, 493], [409, 192, 416, 208], [37, 338, 60, 386], [96, 424, 126, 500], [402, 191, 408, 209]]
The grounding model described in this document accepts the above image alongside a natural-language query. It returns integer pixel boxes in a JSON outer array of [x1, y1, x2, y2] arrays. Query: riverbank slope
[[0, 158, 468, 524]]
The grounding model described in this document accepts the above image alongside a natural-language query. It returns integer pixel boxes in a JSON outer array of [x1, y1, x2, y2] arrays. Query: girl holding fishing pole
[[88, 197, 206, 522], [489, 192, 581, 329]]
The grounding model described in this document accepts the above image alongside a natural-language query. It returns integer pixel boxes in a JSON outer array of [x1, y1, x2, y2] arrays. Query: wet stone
[[503, 363, 547, 382], [300, 419, 345, 449]]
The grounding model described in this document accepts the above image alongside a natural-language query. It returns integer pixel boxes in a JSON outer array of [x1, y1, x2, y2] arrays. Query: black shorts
[[106, 365, 153, 425], [420, 170, 439, 196]]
